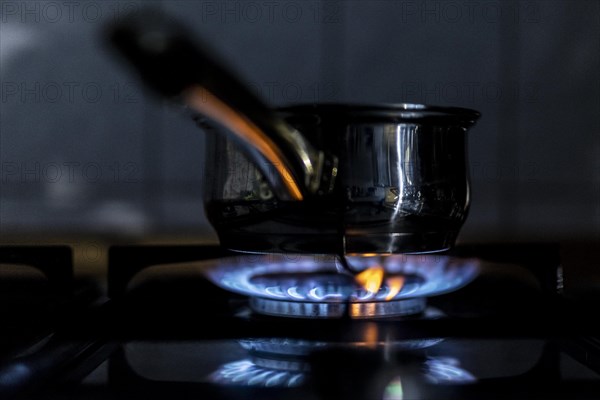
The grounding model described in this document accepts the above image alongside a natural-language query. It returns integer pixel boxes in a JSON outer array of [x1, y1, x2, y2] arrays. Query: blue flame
[[205, 254, 480, 303]]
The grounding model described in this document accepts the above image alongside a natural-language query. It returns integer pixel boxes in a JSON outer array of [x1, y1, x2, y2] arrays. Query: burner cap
[[250, 297, 426, 319]]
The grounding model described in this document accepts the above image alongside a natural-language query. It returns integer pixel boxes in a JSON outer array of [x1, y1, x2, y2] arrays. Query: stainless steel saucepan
[[108, 10, 480, 255]]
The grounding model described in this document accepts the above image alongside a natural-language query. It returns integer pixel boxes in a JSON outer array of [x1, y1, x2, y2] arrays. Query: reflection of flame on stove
[[209, 359, 305, 387], [209, 355, 475, 388], [424, 357, 476, 384]]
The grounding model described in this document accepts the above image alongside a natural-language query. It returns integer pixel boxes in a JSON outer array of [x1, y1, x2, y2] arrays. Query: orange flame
[[355, 266, 406, 301], [384, 276, 406, 301], [355, 266, 384, 294]]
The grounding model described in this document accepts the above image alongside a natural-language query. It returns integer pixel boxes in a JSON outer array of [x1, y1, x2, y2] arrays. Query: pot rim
[[277, 102, 481, 125]]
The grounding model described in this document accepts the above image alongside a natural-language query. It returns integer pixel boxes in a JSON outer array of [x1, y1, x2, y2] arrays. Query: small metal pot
[[108, 10, 480, 254]]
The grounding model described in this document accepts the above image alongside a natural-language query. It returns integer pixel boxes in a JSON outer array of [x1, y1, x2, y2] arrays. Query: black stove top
[[1, 243, 599, 399]]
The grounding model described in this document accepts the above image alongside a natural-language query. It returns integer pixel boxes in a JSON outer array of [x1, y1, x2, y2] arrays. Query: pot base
[[217, 231, 458, 255]]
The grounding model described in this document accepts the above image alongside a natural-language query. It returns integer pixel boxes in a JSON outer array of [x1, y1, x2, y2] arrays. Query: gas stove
[[1, 243, 599, 399]]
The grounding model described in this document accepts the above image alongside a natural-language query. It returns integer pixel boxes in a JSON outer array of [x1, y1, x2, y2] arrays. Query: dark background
[[1, 0, 599, 245]]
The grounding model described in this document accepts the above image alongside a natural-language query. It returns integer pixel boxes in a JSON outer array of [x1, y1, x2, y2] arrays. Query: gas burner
[[202, 254, 479, 319]]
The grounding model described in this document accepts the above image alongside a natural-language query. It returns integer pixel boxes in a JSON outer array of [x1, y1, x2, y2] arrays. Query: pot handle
[[107, 9, 337, 200]]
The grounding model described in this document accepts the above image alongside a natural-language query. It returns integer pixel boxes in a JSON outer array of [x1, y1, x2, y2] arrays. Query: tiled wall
[[1, 0, 598, 242]]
